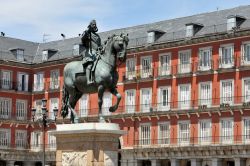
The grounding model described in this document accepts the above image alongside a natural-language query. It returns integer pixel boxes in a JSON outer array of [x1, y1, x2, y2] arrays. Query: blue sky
[[0, 0, 249, 42]]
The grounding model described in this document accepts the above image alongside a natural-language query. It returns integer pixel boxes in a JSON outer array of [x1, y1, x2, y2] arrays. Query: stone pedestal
[[50, 123, 126, 166]]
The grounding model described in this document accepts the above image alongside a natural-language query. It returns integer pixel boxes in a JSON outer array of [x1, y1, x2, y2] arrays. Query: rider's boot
[[86, 65, 94, 85]]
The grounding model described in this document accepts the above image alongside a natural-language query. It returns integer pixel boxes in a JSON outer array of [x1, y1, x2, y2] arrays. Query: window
[[0, 129, 10, 148], [220, 80, 233, 105], [178, 84, 191, 109], [199, 82, 212, 107], [17, 72, 29, 91], [31, 131, 42, 150], [1, 70, 12, 89], [220, 119, 233, 144], [0, 98, 11, 119], [126, 58, 136, 80], [140, 123, 151, 145], [16, 49, 24, 61], [198, 48, 212, 71], [125, 89, 135, 113], [199, 120, 211, 144], [159, 53, 171, 76], [42, 50, 48, 61], [227, 17, 236, 31], [34, 100, 42, 120], [73, 44, 80, 56], [49, 98, 58, 120], [102, 92, 112, 115], [48, 132, 56, 150], [241, 42, 250, 65], [178, 121, 190, 145], [243, 78, 250, 102], [158, 123, 170, 145], [219, 45, 234, 68], [16, 100, 27, 120], [141, 88, 152, 112], [15, 130, 27, 149], [243, 118, 250, 142], [34, 72, 44, 91], [79, 94, 88, 117], [141, 56, 152, 78], [147, 32, 155, 43], [178, 50, 191, 73], [158, 86, 171, 111], [186, 25, 194, 37], [50, 70, 59, 89]]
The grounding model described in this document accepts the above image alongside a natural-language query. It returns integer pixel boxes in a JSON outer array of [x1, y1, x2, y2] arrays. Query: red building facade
[[0, 5, 250, 166]]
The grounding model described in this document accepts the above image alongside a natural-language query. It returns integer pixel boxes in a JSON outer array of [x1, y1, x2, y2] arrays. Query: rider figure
[[81, 20, 102, 85]]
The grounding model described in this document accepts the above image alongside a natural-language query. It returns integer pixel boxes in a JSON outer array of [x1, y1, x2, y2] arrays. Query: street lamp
[[31, 98, 58, 166]]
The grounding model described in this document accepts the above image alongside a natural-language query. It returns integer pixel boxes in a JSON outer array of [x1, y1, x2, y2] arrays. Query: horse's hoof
[[109, 107, 116, 112]]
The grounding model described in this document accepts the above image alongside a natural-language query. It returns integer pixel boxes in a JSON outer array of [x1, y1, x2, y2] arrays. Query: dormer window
[[16, 49, 24, 61], [42, 50, 48, 61], [186, 23, 203, 37], [147, 29, 165, 44], [73, 44, 80, 56], [227, 15, 246, 31]]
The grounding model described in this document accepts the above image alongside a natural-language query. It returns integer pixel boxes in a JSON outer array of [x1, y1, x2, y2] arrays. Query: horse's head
[[105, 33, 129, 62]]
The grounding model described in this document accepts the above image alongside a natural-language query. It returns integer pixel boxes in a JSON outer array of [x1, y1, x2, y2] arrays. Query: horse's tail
[[61, 85, 69, 118]]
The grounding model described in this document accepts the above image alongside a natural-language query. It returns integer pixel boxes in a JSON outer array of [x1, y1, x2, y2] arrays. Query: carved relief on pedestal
[[62, 152, 87, 166]]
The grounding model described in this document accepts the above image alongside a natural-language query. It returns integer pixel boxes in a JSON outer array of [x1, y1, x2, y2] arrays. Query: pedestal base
[[50, 123, 125, 166]]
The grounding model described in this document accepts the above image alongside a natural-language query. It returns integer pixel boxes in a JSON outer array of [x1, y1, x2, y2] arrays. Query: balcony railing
[[157, 66, 172, 77], [49, 81, 60, 90], [177, 63, 192, 74], [240, 55, 250, 66], [0, 143, 56, 151], [134, 135, 250, 147], [140, 68, 153, 79], [196, 60, 214, 71]]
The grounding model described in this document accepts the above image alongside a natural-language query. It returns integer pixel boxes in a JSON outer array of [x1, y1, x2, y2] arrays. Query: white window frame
[[50, 70, 59, 90], [102, 92, 112, 115], [178, 84, 191, 109], [15, 130, 27, 149], [159, 53, 171, 76], [49, 98, 59, 120], [178, 50, 191, 74], [42, 50, 48, 61], [17, 72, 29, 91], [140, 88, 152, 112], [31, 131, 42, 151], [199, 81, 212, 107], [198, 47, 212, 71], [219, 44, 234, 68], [125, 89, 136, 113], [79, 94, 89, 117], [0, 128, 11, 149], [16, 99, 27, 120], [227, 17, 236, 31], [198, 119, 211, 145], [241, 41, 250, 66], [16, 49, 24, 61], [158, 86, 171, 111], [220, 118, 234, 144], [0, 97, 11, 119], [220, 79, 234, 105], [242, 77, 250, 103], [73, 44, 80, 56], [48, 131, 56, 150], [147, 32, 155, 43], [126, 58, 136, 80], [186, 25, 194, 37], [140, 56, 152, 78], [178, 121, 190, 146], [1, 70, 12, 90], [139, 123, 151, 146], [158, 122, 170, 145], [243, 117, 250, 143], [34, 72, 44, 91]]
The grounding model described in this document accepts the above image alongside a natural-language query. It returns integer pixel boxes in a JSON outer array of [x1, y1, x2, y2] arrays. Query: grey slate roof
[[1, 5, 250, 64]]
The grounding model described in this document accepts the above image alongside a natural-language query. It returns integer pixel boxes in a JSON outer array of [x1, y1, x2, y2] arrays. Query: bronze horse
[[61, 34, 129, 123]]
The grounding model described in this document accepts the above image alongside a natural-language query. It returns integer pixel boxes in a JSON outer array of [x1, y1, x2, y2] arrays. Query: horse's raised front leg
[[109, 88, 121, 113], [98, 85, 105, 122]]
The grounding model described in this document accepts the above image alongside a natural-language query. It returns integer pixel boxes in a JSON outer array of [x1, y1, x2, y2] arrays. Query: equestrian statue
[[61, 20, 129, 123]]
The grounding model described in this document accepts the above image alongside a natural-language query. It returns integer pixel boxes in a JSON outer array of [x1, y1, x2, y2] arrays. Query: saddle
[[75, 54, 101, 78]]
